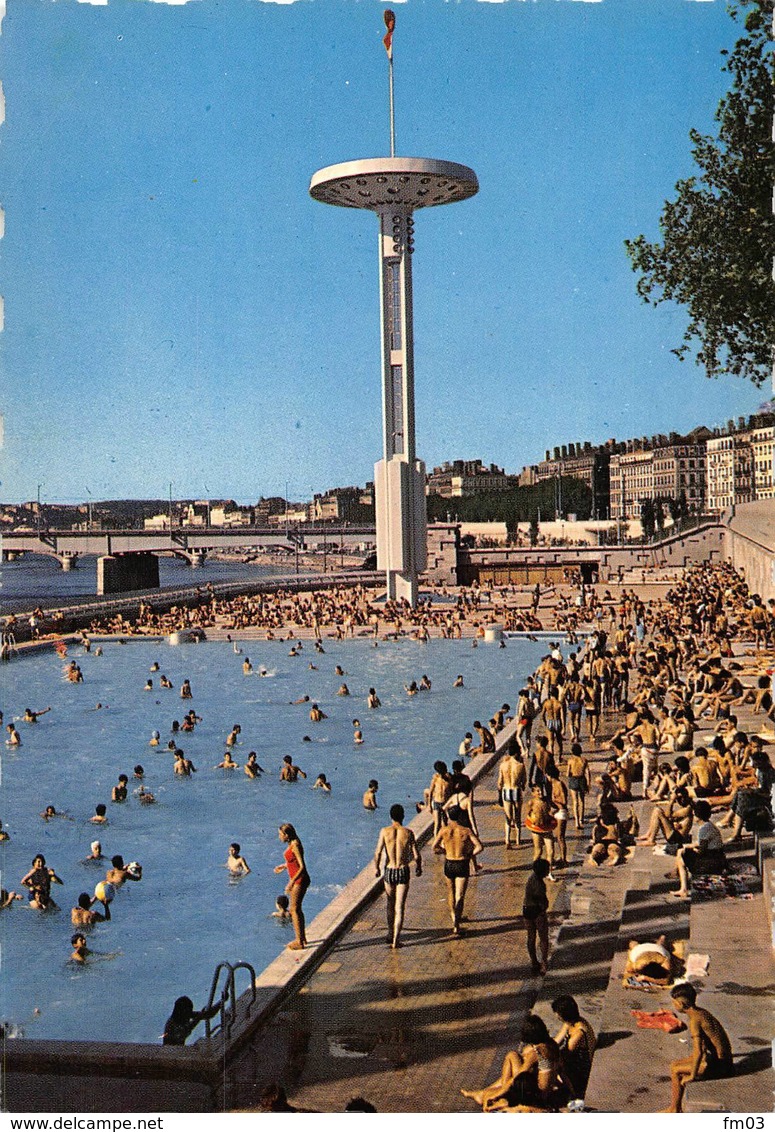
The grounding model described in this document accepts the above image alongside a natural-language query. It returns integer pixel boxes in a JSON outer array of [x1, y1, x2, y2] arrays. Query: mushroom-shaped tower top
[[309, 157, 478, 212]]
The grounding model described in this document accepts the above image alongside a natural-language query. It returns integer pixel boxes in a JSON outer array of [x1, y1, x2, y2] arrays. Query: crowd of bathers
[[457, 560, 774, 1111]]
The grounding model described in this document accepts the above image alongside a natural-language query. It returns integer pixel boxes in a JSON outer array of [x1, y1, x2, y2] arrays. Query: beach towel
[[631, 1010, 685, 1033]]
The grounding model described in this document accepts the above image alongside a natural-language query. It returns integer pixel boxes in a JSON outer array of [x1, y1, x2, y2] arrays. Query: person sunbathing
[[623, 935, 676, 986]]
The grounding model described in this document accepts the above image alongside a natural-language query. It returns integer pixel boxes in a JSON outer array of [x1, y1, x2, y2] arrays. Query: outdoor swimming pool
[[0, 635, 546, 1042]]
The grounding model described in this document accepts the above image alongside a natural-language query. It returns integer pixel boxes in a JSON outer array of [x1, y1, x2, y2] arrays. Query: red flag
[[383, 9, 395, 59]]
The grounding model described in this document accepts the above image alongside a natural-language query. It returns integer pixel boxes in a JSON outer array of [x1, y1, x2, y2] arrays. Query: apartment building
[[427, 461, 514, 498], [706, 432, 755, 512], [751, 425, 775, 500], [609, 435, 707, 520]]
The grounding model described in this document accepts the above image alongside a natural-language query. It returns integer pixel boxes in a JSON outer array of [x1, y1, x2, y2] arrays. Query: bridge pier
[[2, 550, 25, 562], [97, 553, 160, 595], [57, 553, 79, 572]]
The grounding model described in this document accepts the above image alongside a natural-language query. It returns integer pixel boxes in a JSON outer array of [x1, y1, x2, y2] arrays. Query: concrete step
[[679, 853, 774, 1113]]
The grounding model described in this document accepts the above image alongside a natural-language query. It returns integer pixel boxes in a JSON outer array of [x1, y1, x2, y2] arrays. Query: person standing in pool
[[274, 824, 309, 950], [226, 843, 250, 875], [373, 803, 422, 949], [432, 806, 482, 936], [21, 854, 63, 910]]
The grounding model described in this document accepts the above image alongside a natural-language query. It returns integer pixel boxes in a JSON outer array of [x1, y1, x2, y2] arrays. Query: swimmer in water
[[335, 665, 346, 677], [133, 765, 144, 779], [144, 679, 153, 692], [309, 703, 327, 722], [363, 780, 379, 810], [180, 679, 192, 699], [0, 820, 9, 842], [242, 658, 253, 675], [215, 752, 239, 770], [84, 841, 104, 864], [41, 805, 73, 823], [23, 706, 52, 723], [226, 724, 241, 747], [272, 894, 291, 921], [90, 804, 108, 824], [453, 675, 465, 688], [337, 684, 350, 696], [280, 755, 307, 782], [138, 787, 156, 804], [160, 675, 172, 689], [290, 695, 310, 706], [150, 662, 160, 672], [368, 688, 381, 709], [112, 776, 129, 803], [6, 723, 21, 747], [173, 751, 197, 776], [313, 773, 332, 792], [244, 751, 265, 778], [226, 843, 250, 875], [405, 682, 419, 696], [353, 720, 364, 745], [106, 856, 132, 886], [70, 933, 91, 964], [21, 854, 63, 910], [259, 667, 269, 677], [149, 731, 161, 747], [419, 675, 432, 691], [71, 892, 110, 926], [1, 888, 23, 909]]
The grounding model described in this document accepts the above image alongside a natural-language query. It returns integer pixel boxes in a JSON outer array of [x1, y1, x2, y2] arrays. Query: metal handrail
[[202, 960, 257, 1046]]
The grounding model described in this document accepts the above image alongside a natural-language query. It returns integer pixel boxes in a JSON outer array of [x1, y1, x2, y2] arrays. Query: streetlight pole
[[168, 483, 173, 531], [36, 483, 42, 535]]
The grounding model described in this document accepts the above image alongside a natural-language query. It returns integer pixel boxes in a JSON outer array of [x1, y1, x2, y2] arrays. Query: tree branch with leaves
[[625, 1, 775, 386]]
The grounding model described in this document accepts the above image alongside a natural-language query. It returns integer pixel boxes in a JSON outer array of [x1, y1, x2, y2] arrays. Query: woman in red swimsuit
[[274, 823, 310, 950]]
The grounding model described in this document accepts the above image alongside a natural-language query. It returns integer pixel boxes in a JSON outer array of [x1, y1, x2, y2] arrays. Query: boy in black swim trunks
[[373, 804, 422, 949]]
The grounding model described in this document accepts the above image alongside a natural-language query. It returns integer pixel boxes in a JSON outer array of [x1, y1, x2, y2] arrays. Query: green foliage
[[425, 476, 593, 527], [625, 1, 775, 385], [641, 498, 656, 541], [529, 512, 539, 546]]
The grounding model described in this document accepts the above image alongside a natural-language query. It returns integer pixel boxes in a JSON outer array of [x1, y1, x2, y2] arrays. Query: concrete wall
[[721, 501, 775, 601], [423, 523, 459, 586], [97, 553, 160, 595], [455, 523, 728, 584]]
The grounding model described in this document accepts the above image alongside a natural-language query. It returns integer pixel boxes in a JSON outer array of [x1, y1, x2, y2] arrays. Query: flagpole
[[383, 10, 396, 158], [388, 52, 395, 157]]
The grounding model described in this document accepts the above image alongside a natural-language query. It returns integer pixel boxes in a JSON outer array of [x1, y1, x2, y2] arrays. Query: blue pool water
[[0, 636, 546, 1042]]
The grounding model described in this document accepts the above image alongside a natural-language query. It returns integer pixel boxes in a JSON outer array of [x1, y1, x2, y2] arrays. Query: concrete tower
[[310, 152, 477, 606]]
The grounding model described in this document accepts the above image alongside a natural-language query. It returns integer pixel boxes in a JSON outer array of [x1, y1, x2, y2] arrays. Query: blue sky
[[0, 0, 767, 505]]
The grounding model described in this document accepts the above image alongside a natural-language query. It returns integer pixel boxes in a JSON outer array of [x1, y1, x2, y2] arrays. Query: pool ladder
[[202, 960, 257, 1046]]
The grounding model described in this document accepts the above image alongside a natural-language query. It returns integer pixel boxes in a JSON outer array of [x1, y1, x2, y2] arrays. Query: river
[[0, 553, 314, 613]]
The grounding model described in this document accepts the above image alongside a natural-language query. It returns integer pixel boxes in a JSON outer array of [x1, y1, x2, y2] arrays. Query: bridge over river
[[0, 526, 377, 593]]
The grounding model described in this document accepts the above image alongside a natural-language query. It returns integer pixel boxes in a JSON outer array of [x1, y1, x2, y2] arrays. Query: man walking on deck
[[374, 804, 422, 949]]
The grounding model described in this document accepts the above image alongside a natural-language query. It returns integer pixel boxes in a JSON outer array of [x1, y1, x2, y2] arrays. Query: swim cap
[[90, 841, 101, 853], [125, 862, 142, 879], [94, 881, 115, 904]]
